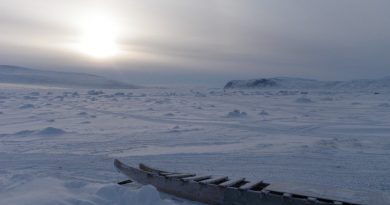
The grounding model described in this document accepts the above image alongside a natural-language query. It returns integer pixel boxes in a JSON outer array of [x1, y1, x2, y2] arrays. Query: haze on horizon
[[1, 0, 390, 86]]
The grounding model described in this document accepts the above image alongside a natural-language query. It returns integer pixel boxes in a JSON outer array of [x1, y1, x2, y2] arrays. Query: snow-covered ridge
[[0, 65, 138, 89], [224, 77, 390, 90]]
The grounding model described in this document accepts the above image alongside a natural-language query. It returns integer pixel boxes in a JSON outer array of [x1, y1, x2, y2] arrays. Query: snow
[[0, 176, 180, 205], [295, 96, 313, 103], [379, 103, 390, 108], [11, 127, 66, 137], [36, 127, 67, 136], [226, 109, 247, 118], [19, 104, 35, 109], [258, 110, 269, 116], [1, 84, 390, 204]]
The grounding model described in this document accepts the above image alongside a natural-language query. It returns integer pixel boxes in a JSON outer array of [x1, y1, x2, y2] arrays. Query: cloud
[[0, 0, 390, 85]]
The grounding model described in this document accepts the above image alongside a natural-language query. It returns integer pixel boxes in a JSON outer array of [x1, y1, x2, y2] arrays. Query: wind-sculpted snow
[[224, 77, 390, 90], [0, 175, 182, 205], [0, 65, 138, 89], [0, 85, 390, 204], [11, 127, 66, 136]]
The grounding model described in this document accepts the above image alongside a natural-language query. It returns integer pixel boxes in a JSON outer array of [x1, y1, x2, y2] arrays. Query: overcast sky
[[1, 0, 390, 86]]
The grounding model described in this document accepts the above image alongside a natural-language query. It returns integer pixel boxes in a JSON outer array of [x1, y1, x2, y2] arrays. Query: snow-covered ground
[[1, 84, 390, 204]]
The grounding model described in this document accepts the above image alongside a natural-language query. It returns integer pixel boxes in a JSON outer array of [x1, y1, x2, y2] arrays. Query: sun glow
[[76, 12, 120, 59]]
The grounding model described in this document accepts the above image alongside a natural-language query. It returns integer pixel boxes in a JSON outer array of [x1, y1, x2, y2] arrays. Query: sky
[[0, 0, 390, 86]]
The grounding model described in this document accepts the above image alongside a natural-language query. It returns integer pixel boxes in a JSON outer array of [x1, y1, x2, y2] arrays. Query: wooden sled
[[114, 159, 388, 205]]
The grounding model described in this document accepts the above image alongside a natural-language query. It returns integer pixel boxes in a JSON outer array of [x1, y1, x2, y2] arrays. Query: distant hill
[[224, 77, 390, 90], [0, 65, 138, 89]]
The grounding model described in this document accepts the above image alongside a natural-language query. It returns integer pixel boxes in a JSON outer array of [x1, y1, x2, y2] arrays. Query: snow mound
[[37, 127, 66, 136], [295, 97, 313, 103], [224, 77, 390, 90], [23, 96, 38, 100], [379, 103, 390, 107], [0, 176, 176, 205], [14, 127, 66, 136], [14, 130, 35, 135], [78, 112, 88, 116], [226, 109, 247, 117], [19, 104, 35, 109], [259, 110, 269, 115], [321, 97, 334, 101], [0, 65, 138, 89], [30, 92, 40, 96], [88, 90, 104, 95]]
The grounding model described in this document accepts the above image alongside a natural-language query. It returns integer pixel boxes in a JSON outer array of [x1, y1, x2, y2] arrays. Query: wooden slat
[[159, 171, 171, 175], [162, 172, 181, 176], [166, 173, 196, 179], [218, 178, 246, 187], [199, 176, 228, 184], [117, 179, 133, 185], [239, 180, 267, 190], [181, 175, 212, 182]]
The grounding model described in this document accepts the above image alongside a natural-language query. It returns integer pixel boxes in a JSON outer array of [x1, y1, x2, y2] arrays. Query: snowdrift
[[0, 65, 137, 89], [0, 175, 179, 205]]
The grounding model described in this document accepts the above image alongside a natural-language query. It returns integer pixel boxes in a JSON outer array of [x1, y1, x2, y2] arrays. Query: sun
[[76, 13, 120, 59]]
